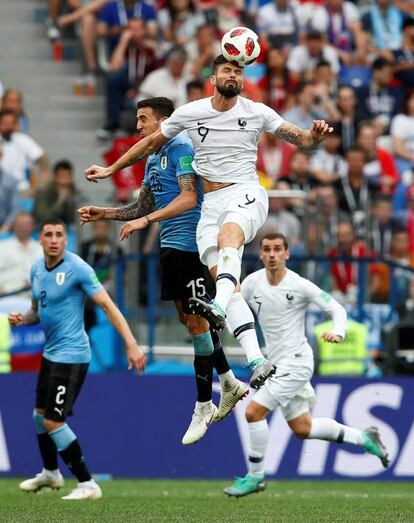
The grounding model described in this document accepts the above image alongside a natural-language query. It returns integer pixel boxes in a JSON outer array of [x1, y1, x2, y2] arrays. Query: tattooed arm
[[276, 120, 333, 148], [8, 299, 40, 327]]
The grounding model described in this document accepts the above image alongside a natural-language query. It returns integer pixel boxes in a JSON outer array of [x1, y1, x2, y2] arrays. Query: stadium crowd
[[1, 0, 414, 374]]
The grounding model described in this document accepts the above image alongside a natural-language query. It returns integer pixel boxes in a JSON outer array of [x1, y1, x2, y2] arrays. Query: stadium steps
[[0, 0, 112, 206]]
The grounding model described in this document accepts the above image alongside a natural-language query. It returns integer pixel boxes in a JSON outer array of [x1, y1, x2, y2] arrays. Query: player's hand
[[126, 342, 147, 373], [8, 312, 24, 327], [77, 206, 106, 226], [310, 120, 333, 144], [321, 332, 342, 343], [84, 165, 113, 183], [119, 217, 149, 241]]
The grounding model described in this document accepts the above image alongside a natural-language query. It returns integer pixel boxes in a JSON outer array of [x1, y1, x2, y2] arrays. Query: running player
[[77, 97, 248, 446], [223, 233, 390, 498], [83, 55, 333, 390], [9, 218, 146, 500]]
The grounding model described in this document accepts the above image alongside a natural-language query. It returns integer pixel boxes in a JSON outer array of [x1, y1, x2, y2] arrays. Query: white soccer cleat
[[216, 380, 249, 421], [61, 479, 102, 500], [182, 403, 218, 445], [19, 468, 64, 492]]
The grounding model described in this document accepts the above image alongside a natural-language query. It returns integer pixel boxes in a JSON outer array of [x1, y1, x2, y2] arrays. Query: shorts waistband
[[203, 183, 261, 201]]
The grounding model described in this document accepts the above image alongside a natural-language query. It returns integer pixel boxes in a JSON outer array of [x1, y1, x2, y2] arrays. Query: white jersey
[[160, 96, 285, 184], [241, 268, 347, 363]]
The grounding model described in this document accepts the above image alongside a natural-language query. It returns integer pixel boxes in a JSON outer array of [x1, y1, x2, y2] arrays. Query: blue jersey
[[143, 134, 202, 252], [30, 251, 104, 364]]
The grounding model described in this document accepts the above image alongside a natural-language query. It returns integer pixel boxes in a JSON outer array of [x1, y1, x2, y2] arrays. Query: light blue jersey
[[30, 251, 103, 364], [143, 134, 202, 252]]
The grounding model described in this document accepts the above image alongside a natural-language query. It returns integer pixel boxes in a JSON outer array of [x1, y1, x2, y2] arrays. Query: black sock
[[37, 433, 58, 471], [210, 329, 230, 375], [59, 439, 92, 483], [194, 355, 213, 402]]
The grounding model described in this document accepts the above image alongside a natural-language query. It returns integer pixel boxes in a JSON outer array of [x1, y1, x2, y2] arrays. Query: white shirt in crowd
[[310, 1, 360, 34], [0, 132, 44, 190], [241, 268, 347, 363], [391, 113, 414, 154], [287, 44, 340, 75], [161, 96, 285, 184], [311, 148, 348, 178], [137, 67, 188, 109], [0, 237, 43, 295]]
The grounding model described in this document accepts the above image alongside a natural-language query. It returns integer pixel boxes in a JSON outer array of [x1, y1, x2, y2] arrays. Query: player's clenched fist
[[321, 331, 343, 343], [8, 312, 24, 327], [77, 206, 106, 226], [310, 120, 333, 144], [84, 165, 113, 183]]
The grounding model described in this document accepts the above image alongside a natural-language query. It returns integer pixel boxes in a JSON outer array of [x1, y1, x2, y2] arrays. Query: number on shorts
[[186, 278, 207, 298], [198, 126, 209, 143], [55, 385, 66, 405]]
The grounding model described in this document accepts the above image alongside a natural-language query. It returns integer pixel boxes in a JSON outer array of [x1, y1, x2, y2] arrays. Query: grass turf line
[[1, 479, 413, 523]]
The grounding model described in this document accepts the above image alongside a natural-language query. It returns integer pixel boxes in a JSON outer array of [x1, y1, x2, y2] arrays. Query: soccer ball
[[221, 27, 261, 67]]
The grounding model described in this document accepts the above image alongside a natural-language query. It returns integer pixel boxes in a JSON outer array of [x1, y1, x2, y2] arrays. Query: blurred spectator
[[356, 121, 399, 194], [205, 0, 243, 38], [0, 213, 42, 297], [310, 127, 347, 185], [186, 79, 204, 102], [256, 133, 296, 186], [97, 18, 157, 139], [137, 46, 188, 107], [334, 85, 365, 153], [1, 89, 29, 134], [393, 18, 414, 93], [370, 195, 404, 255], [284, 150, 318, 218], [404, 185, 414, 254], [257, 0, 300, 49], [361, 0, 404, 53], [355, 57, 403, 135], [186, 24, 220, 80], [258, 46, 294, 113], [158, 0, 205, 48], [312, 60, 338, 100], [33, 160, 80, 227], [0, 148, 19, 232], [287, 30, 340, 84], [310, 0, 363, 64], [0, 109, 49, 192], [390, 90, 414, 177], [97, 0, 157, 52], [327, 221, 377, 305]]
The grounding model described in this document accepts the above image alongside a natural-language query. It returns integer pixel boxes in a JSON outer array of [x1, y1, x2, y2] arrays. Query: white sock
[[218, 369, 236, 388], [226, 292, 263, 362], [195, 400, 213, 411], [308, 418, 365, 446], [215, 247, 241, 312], [247, 420, 269, 477]]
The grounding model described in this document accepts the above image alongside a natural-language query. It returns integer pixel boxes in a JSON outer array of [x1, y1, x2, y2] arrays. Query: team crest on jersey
[[238, 118, 247, 128], [161, 156, 168, 170], [286, 293, 294, 303], [56, 272, 65, 285]]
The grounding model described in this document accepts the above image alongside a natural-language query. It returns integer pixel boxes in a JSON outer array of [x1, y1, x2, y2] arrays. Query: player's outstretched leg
[[19, 410, 64, 493], [362, 426, 390, 468], [226, 293, 276, 389], [210, 329, 249, 421], [47, 422, 102, 499]]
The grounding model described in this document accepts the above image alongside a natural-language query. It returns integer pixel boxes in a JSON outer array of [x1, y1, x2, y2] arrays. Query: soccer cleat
[[215, 380, 249, 421], [248, 358, 277, 389], [182, 403, 218, 445], [61, 479, 102, 500], [19, 468, 64, 493], [188, 298, 226, 331], [223, 474, 266, 498], [363, 426, 390, 468]]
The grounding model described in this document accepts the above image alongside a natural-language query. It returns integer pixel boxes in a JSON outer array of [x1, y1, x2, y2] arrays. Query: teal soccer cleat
[[223, 474, 266, 498], [363, 426, 390, 468]]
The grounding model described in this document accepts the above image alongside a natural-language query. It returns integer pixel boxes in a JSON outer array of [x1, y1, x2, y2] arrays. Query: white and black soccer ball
[[221, 27, 261, 67]]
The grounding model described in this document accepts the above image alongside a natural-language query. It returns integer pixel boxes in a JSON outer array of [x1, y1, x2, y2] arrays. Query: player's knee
[[292, 422, 312, 440], [245, 404, 263, 423], [186, 314, 208, 336], [43, 418, 64, 433]]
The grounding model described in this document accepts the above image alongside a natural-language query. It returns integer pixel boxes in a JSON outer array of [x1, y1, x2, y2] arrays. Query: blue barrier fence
[[0, 374, 413, 479]]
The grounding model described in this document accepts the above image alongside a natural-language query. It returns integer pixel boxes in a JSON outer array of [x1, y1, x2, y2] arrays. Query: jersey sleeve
[[171, 142, 196, 178], [77, 261, 104, 298], [160, 105, 190, 139], [259, 103, 285, 134], [301, 278, 347, 339]]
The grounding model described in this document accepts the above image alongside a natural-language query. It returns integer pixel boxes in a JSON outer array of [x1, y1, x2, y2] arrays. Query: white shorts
[[253, 357, 316, 422], [196, 183, 269, 268]]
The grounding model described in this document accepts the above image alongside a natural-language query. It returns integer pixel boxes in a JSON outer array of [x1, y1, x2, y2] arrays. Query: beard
[[216, 82, 242, 98]]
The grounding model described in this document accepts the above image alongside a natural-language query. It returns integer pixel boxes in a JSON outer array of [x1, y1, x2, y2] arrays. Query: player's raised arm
[[84, 128, 169, 183], [91, 289, 146, 372], [8, 299, 40, 327], [275, 120, 333, 149]]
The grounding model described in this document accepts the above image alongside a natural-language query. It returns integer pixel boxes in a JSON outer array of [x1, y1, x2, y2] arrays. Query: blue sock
[[192, 332, 214, 356], [49, 424, 76, 452]]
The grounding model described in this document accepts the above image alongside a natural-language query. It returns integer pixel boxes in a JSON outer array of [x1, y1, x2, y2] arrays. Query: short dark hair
[[40, 218, 67, 232], [0, 108, 17, 120], [346, 145, 365, 156], [137, 97, 175, 118], [403, 18, 414, 31], [186, 78, 204, 94], [372, 57, 392, 70], [213, 54, 243, 73], [53, 159, 73, 174], [306, 29, 323, 41], [260, 232, 288, 250]]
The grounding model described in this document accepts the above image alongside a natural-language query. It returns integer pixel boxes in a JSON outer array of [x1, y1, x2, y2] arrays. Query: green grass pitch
[[1, 478, 413, 523]]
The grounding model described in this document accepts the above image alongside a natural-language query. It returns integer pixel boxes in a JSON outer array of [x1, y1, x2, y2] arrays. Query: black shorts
[[35, 357, 89, 422], [159, 247, 215, 313]]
